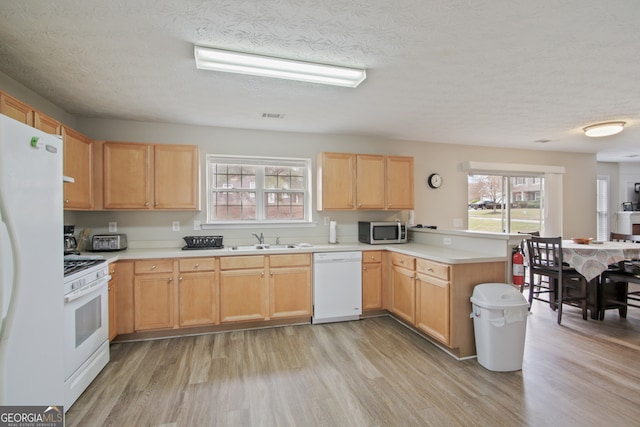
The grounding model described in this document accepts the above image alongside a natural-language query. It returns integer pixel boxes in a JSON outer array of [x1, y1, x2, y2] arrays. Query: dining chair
[[517, 231, 542, 293], [598, 232, 640, 320], [525, 236, 588, 324]]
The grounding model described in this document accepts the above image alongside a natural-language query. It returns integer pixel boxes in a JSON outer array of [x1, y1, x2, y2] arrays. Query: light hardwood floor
[[66, 300, 640, 426]]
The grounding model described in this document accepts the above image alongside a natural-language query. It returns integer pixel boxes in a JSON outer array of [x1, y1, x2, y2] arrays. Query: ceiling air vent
[[262, 113, 285, 119]]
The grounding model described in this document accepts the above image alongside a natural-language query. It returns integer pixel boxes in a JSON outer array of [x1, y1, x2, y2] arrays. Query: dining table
[[562, 240, 640, 281]]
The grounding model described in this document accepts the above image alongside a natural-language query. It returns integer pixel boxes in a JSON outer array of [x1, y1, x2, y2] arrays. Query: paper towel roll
[[329, 220, 337, 243]]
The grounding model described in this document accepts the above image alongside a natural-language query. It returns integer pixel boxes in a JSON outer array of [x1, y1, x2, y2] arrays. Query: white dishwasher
[[312, 251, 362, 324]]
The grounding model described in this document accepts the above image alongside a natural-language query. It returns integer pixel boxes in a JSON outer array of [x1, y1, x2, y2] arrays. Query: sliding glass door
[[468, 174, 544, 234]]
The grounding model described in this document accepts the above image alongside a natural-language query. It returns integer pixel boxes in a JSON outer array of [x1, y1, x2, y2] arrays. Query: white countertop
[[90, 242, 506, 265]]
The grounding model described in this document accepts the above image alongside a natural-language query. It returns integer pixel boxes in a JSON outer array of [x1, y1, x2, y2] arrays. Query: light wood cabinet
[[415, 259, 450, 345], [269, 254, 312, 319], [0, 92, 33, 126], [63, 126, 93, 210], [108, 263, 118, 341], [219, 256, 268, 323], [362, 251, 383, 310], [103, 142, 153, 209], [115, 260, 134, 335], [356, 155, 386, 209], [34, 110, 62, 135], [316, 152, 356, 210], [317, 152, 414, 211], [133, 259, 175, 331], [178, 257, 218, 327], [103, 142, 199, 210], [386, 156, 414, 210], [390, 252, 416, 324]]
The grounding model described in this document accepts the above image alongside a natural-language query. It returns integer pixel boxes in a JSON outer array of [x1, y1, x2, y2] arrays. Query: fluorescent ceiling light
[[583, 121, 626, 137], [194, 46, 366, 88]]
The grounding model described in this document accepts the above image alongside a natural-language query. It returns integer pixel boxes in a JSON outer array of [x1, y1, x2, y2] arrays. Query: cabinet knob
[[145, 201, 150, 206], [194, 263, 199, 269], [64, 199, 69, 204], [270, 272, 274, 276], [179, 276, 183, 281], [154, 202, 158, 207], [400, 260, 404, 264], [428, 268, 434, 272], [168, 277, 173, 282], [261, 272, 265, 277], [363, 266, 367, 271], [151, 265, 156, 270]]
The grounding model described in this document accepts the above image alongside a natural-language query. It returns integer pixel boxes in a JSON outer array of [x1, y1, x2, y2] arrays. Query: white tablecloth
[[562, 240, 640, 281]]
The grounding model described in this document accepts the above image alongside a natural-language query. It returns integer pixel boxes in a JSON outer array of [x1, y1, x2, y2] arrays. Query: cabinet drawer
[[220, 255, 265, 270], [416, 258, 450, 281], [391, 252, 415, 269], [179, 257, 216, 272], [362, 251, 382, 263], [269, 253, 311, 268], [134, 259, 174, 274]]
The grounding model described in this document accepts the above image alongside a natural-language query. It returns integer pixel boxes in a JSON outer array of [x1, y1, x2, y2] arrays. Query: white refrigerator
[[0, 114, 64, 405]]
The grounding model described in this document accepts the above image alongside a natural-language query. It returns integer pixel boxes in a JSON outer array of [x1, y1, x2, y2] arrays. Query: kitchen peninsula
[[96, 228, 514, 359]]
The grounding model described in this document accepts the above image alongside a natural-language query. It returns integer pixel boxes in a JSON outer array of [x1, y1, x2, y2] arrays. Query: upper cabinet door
[[62, 127, 93, 210], [386, 156, 414, 210], [34, 111, 62, 135], [154, 144, 200, 210], [356, 154, 386, 209], [0, 92, 33, 126], [103, 142, 153, 209], [317, 152, 356, 210]]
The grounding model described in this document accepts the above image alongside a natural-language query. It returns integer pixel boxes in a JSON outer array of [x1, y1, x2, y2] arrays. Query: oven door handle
[[64, 276, 111, 303]]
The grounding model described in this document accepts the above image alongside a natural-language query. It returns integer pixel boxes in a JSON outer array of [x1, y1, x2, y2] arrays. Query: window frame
[[205, 154, 312, 225]]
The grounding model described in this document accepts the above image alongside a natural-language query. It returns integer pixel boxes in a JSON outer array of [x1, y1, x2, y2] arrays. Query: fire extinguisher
[[512, 246, 525, 287]]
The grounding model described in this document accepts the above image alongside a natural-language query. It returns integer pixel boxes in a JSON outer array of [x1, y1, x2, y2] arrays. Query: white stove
[[62, 255, 110, 410]]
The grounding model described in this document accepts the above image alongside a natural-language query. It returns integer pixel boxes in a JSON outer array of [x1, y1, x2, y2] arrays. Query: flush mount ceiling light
[[194, 46, 366, 88], [583, 121, 626, 137]]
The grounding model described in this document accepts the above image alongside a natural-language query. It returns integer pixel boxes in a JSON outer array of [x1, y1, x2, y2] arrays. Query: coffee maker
[[64, 225, 79, 255]]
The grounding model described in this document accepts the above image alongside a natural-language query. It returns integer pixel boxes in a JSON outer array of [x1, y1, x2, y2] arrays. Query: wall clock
[[427, 173, 443, 189]]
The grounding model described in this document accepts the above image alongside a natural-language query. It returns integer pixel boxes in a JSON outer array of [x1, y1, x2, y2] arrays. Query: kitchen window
[[463, 161, 565, 236], [468, 174, 544, 234], [206, 155, 311, 224]]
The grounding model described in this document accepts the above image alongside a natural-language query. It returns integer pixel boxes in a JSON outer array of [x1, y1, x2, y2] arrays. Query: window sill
[[201, 222, 317, 230]]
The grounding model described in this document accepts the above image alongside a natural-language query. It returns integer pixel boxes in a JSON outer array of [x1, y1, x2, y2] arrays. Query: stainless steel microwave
[[358, 221, 407, 244]]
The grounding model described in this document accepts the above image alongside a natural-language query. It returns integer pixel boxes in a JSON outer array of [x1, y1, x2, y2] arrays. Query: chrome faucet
[[252, 232, 264, 244]]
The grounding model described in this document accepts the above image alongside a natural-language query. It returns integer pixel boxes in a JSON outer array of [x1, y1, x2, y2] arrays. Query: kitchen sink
[[229, 244, 299, 251]]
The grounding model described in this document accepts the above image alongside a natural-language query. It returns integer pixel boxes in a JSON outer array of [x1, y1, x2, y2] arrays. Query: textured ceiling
[[1, 0, 639, 162]]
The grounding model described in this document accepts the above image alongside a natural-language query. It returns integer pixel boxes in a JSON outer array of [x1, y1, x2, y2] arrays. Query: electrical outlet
[[193, 220, 201, 230], [172, 221, 180, 231], [108, 222, 117, 232], [324, 216, 330, 225], [443, 237, 452, 245]]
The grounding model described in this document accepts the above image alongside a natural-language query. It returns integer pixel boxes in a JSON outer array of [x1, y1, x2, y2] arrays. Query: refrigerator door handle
[[0, 192, 20, 340], [0, 189, 21, 404]]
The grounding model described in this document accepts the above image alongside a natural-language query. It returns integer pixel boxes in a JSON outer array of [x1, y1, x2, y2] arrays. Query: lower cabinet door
[[391, 265, 415, 324], [179, 271, 218, 327], [269, 266, 312, 318], [415, 273, 450, 345], [134, 274, 174, 331], [219, 269, 267, 323]]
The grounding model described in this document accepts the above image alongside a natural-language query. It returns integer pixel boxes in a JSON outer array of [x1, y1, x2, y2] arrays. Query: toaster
[[92, 233, 128, 251]]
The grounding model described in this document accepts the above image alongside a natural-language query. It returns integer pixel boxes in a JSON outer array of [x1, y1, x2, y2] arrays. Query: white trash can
[[470, 283, 529, 372]]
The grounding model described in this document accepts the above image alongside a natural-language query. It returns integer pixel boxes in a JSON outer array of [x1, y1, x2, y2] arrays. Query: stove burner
[[64, 259, 106, 277]]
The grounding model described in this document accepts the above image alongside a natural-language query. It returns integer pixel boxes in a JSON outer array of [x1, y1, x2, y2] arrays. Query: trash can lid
[[470, 283, 529, 309]]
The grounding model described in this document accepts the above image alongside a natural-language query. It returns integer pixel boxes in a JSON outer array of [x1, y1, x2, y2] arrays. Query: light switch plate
[[172, 221, 180, 231], [108, 222, 117, 232]]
